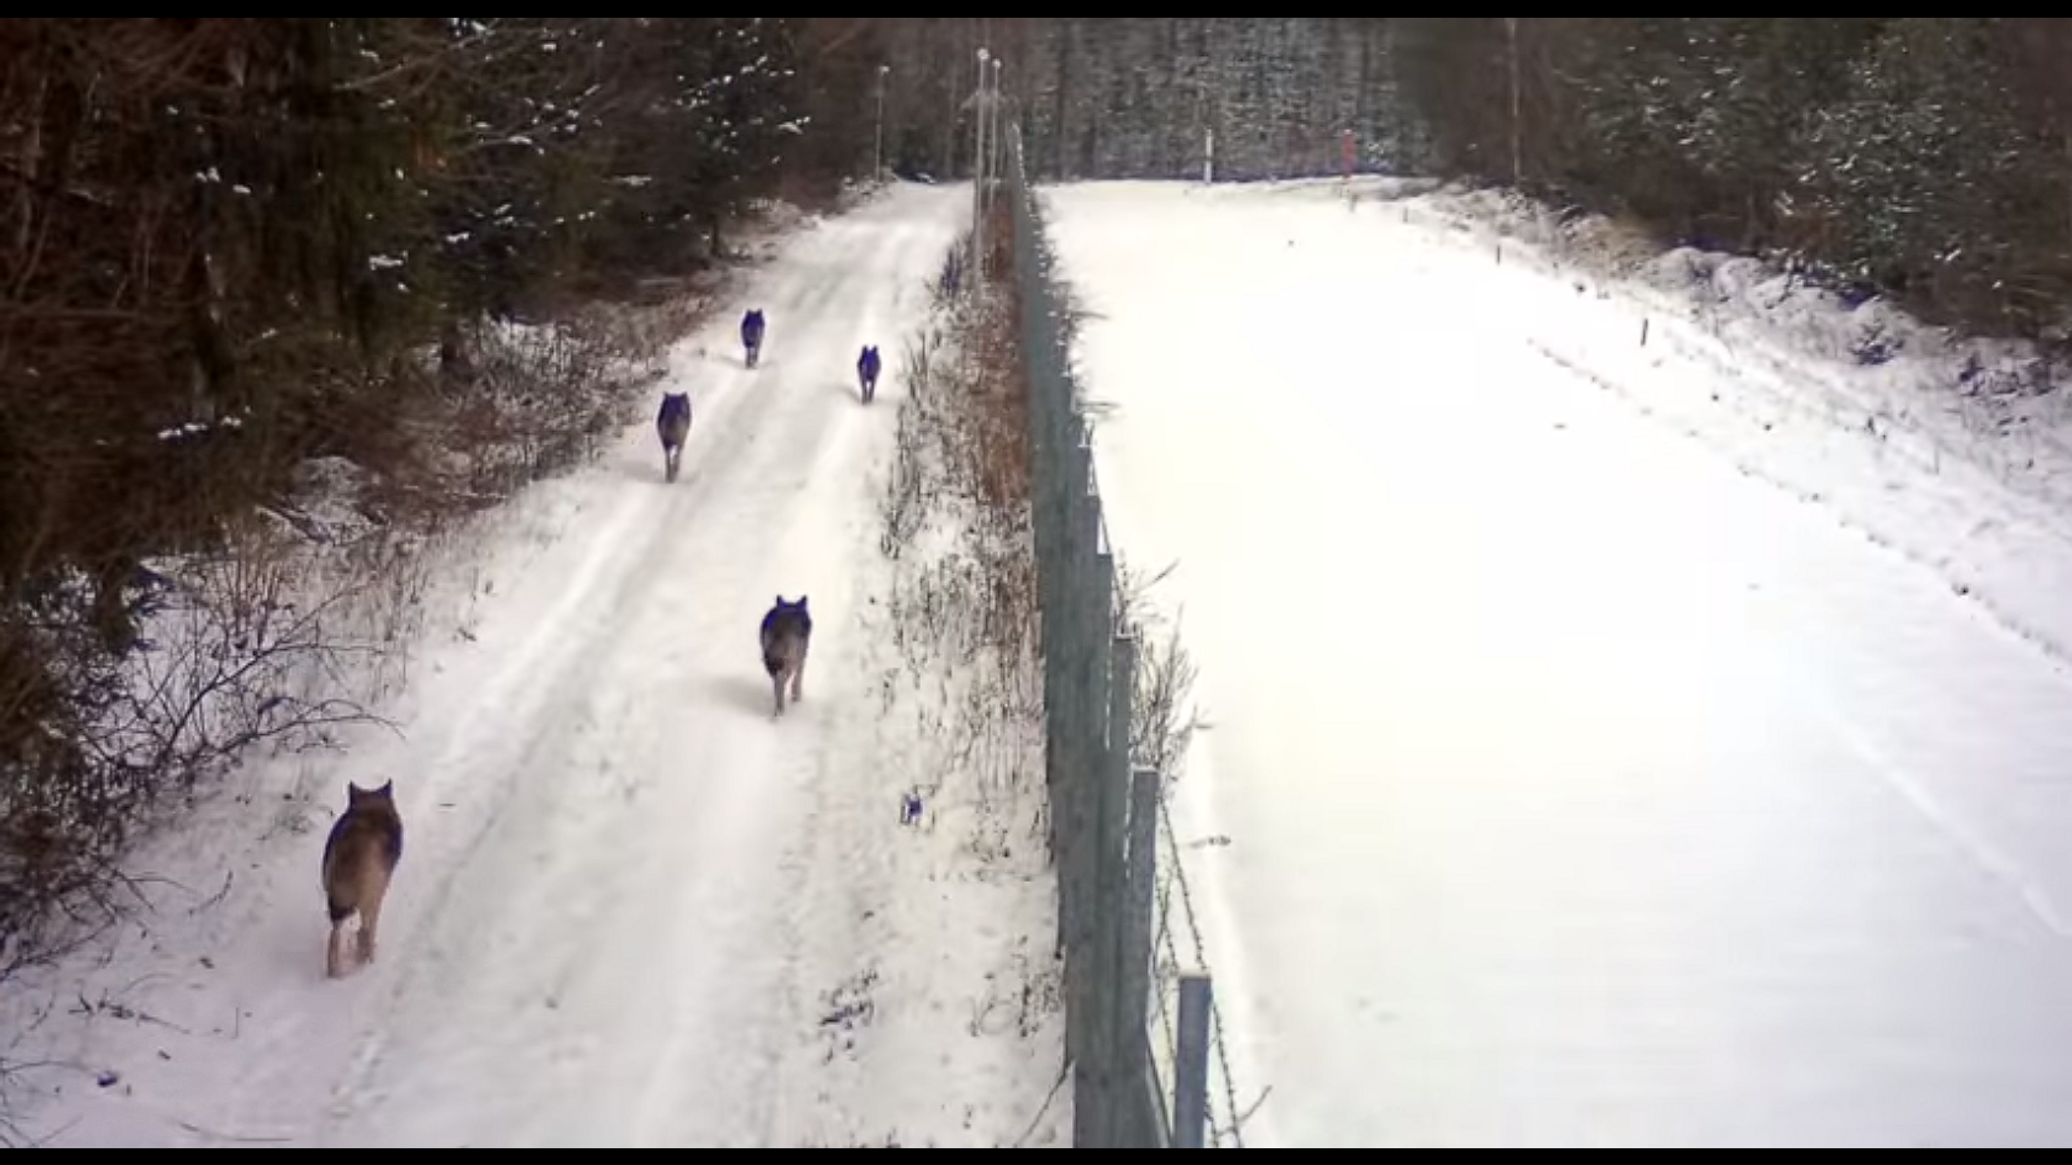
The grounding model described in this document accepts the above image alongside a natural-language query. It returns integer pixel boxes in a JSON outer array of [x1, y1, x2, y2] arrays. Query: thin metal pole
[[1174, 974, 1213, 1148], [972, 47, 989, 296], [874, 64, 888, 182], [1506, 17, 1522, 184], [987, 59, 1004, 216]]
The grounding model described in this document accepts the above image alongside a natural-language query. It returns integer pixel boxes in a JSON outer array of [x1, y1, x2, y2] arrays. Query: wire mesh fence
[[999, 119, 1251, 1150]]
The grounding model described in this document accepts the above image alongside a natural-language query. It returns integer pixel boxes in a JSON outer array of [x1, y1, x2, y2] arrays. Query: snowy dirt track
[[1046, 180, 2072, 1148], [8, 184, 965, 1148]]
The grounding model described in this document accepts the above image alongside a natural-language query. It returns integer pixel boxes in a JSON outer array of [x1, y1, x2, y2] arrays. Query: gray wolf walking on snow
[[322, 780, 404, 979], [857, 344, 882, 404], [741, 308, 767, 369], [759, 595, 813, 717], [656, 390, 692, 482]]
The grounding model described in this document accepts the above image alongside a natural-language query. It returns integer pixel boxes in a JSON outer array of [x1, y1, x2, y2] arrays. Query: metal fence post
[[1119, 765, 1161, 1146], [1088, 633, 1135, 1146], [1042, 419, 1085, 968], [1031, 329, 1066, 897], [1004, 114, 1229, 1152], [1070, 496, 1112, 1148], [1060, 444, 1094, 1076], [1174, 973, 1215, 1149]]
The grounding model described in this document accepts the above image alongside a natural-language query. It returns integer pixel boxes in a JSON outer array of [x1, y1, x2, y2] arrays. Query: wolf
[[321, 780, 404, 980], [759, 595, 813, 717], [656, 391, 693, 482], [856, 344, 882, 404], [741, 309, 766, 369]]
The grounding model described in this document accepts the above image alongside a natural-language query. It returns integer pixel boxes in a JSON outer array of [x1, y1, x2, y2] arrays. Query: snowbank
[[1354, 174, 2072, 667]]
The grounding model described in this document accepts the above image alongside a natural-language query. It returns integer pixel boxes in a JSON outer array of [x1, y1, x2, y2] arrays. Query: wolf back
[[741, 309, 766, 367], [657, 391, 692, 448], [857, 345, 881, 402], [759, 596, 812, 715], [321, 780, 404, 979]]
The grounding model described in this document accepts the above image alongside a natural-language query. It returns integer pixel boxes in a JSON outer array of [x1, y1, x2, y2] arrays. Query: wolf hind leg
[[327, 916, 351, 979], [355, 883, 387, 966]]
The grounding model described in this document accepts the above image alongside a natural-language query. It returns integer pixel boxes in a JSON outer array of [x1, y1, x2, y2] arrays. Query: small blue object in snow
[[900, 792, 923, 826]]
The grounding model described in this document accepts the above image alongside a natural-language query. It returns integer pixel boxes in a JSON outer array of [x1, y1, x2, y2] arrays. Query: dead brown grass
[[876, 197, 1046, 858], [967, 201, 1039, 655]]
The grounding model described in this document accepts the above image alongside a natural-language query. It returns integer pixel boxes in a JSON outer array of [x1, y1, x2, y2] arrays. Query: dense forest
[[1022, 18, 2072, 343], [1021, 20, 1419, 184], [7, 15, 2070, 975]]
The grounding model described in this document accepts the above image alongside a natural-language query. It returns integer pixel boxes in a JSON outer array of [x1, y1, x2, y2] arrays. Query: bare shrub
[[1113, 560, 1206, 785], [878, 208, 1044, 844], [880, 326, 948, 560], [0, 530, 394, 977]]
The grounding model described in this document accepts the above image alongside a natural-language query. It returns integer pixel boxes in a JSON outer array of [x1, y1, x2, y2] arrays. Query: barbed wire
[[1153, 793, 1253, 1149], [1005, 115, 1262, 1150]]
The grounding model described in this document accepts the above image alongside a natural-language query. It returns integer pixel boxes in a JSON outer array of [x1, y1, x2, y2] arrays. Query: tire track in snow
[[304, 188, 965, 1148]]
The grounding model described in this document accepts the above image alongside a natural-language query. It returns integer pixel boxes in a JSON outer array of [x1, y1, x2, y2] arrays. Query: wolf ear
[[797, 595, 808, 610], [774, 594, 786, 608]]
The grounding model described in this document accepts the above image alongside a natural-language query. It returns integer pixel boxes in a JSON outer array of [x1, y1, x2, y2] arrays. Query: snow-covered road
[[8, 184, 967, 1148], [1046, 179, 2072, 1148], [311, 186, 961, 1148]]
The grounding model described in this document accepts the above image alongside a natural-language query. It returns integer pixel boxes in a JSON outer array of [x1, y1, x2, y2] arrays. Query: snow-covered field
[[0, 182, 1061, 1149], [1042, 177, 2072, 1148]]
